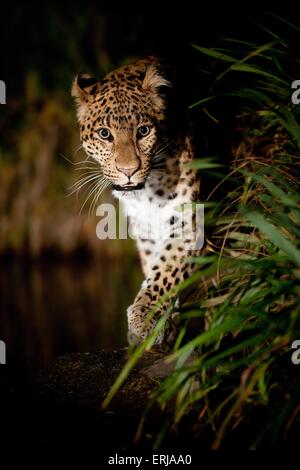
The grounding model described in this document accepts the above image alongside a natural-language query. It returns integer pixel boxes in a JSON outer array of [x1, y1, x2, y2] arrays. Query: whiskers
[[60, 144, 86, 166], [65, 151, 111, 218], [151, 141, 172, 171], [81, 177, 111, 218]]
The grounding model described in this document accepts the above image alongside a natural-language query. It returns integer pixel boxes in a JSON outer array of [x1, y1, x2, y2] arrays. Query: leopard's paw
[[127, 302, 165, 346], [127, 296, 179, 347]]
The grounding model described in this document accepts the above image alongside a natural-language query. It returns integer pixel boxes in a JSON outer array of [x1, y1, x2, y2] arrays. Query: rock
[[30, 348, 166, 413], [1, 348, 190, 452]]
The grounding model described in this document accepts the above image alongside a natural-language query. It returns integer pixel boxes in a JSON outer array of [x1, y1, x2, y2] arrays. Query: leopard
[[72, 57, 202, 346]]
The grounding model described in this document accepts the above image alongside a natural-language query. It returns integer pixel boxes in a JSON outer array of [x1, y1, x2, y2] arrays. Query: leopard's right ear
[[71, 72, 100, 120]]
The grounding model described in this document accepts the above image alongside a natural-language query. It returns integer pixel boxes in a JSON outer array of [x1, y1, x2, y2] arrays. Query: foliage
[[103, 23, 300, 448]]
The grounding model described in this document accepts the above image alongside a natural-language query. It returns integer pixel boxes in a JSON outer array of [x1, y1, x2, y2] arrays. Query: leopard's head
[[72, 59, 170, 191]]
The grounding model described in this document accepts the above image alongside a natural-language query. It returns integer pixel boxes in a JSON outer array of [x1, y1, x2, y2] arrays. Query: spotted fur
[[72, 57, 201, 346]]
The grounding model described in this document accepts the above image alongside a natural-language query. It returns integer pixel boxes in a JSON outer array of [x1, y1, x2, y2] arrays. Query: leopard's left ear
[[71, 72, 100, 120], [142, 65, 170, 112]]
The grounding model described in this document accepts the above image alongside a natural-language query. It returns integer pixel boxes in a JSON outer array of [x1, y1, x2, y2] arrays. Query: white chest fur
[[113, 178, 194, 242]]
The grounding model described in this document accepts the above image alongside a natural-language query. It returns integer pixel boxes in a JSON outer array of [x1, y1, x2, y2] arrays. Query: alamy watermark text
[[0, 80, 6, 104], [0, 340, 6, 364]]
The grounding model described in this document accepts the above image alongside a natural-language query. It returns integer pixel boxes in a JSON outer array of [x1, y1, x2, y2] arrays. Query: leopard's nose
[[117, 164, 140, 178]]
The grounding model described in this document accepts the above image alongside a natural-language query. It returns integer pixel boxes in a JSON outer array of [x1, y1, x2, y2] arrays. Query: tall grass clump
[[103, 22, 300, 448]]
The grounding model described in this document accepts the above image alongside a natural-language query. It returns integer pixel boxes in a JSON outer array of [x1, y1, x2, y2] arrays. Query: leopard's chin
[[112, 183, 145, 191]]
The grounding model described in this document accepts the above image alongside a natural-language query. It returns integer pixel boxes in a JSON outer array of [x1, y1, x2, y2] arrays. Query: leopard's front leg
[[127, 238, 196, 346]]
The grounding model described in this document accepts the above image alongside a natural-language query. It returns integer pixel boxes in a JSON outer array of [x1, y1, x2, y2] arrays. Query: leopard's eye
[[98, 128, 112, 140], [137, 125, 151, 138]]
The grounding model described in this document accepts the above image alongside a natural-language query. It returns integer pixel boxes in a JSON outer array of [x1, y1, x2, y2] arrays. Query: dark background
[[2, 4, 295, 95]]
